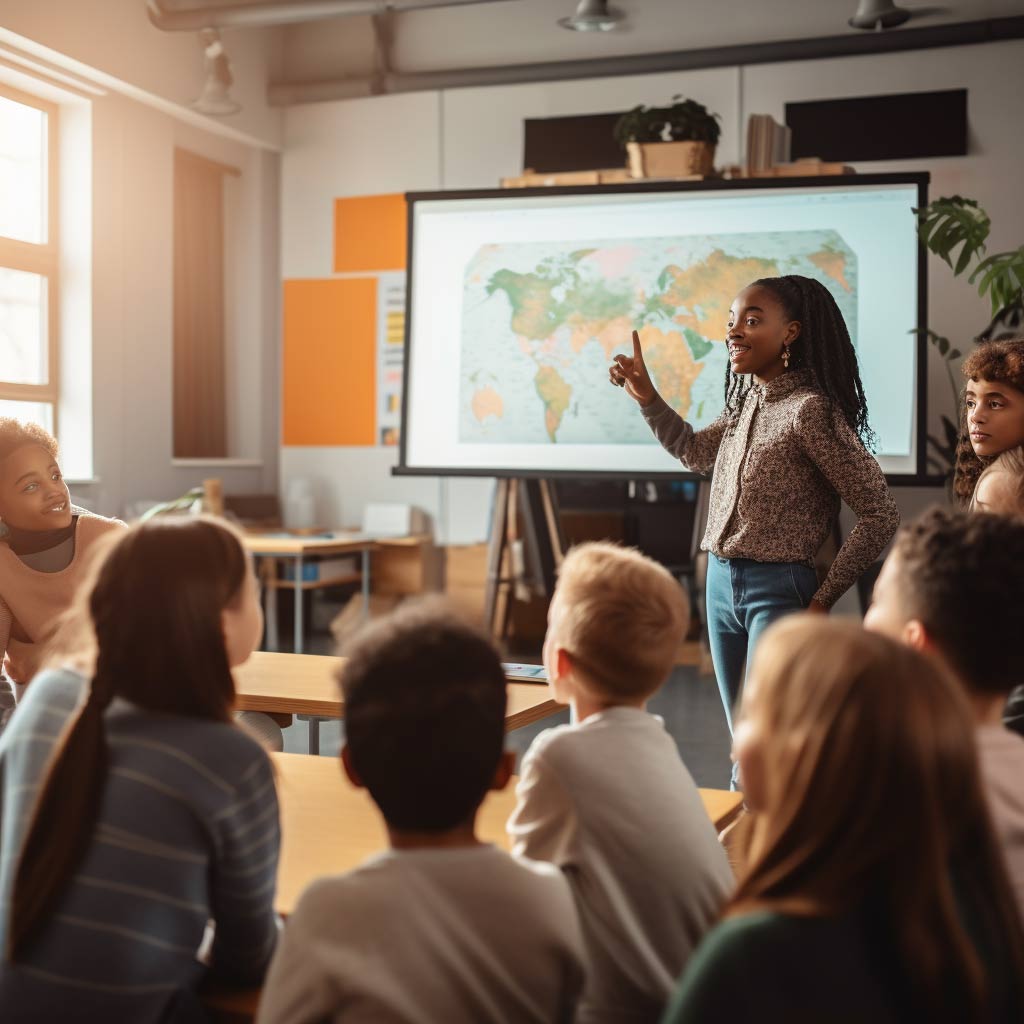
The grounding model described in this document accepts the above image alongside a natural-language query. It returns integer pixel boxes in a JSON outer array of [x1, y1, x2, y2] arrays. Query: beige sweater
[[0, 512, 125, 684]]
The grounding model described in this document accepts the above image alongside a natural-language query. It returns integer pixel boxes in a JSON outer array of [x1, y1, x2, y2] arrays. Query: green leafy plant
[[914, 195, 1024, 479], [139, 487, 203, 521], [614, 96, 721, 148]]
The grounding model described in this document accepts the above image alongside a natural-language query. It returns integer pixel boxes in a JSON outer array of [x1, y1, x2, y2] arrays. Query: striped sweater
[[0, 668, 280, 1023]]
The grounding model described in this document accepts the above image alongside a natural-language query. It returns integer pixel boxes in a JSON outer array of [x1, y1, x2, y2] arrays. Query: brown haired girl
[[0, 418, 124, 725], [663, 617, 1024, 1024], [0, 518, 279, 1022], [955, 337, 1024, 503]]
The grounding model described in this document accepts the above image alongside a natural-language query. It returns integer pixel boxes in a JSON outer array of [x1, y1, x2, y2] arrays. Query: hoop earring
[[782, 345, 791, 370], [0, 520, 8, 540]]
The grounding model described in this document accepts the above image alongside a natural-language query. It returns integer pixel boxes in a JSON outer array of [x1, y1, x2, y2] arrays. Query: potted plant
[[914, 195, 1024, 479], [614, 96, 721, 179]]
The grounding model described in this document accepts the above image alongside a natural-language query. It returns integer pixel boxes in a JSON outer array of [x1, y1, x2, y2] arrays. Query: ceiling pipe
[[147, 0, 516, 33], [267, 14, 1024, 105]]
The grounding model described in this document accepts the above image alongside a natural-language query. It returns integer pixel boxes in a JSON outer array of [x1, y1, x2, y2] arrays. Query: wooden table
[[234, 651, 563, 753], [203, 752, 743, 1020], [243, 532, 378, 654]]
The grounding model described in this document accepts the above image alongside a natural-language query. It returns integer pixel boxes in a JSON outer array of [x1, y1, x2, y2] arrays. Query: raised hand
[[608, 330, 658, 407]]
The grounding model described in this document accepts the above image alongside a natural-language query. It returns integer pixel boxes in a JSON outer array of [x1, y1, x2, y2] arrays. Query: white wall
[[281, 37, 1024, 556], [0, 0, 283, 147], [80, 91, 280, 518]]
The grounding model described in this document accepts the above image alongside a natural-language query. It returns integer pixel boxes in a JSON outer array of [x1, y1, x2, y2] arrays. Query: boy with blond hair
[[508, 542, 734, 1023]]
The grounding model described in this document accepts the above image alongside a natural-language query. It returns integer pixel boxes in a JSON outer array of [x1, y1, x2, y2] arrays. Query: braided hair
[[724, 275, 876, 450], [954, 338, 1024, 504]]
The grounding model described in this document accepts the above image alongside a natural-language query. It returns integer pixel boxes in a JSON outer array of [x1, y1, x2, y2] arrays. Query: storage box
[[280, 557, 357, 582]]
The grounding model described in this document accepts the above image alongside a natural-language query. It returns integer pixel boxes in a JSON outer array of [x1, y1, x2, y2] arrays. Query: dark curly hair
[[0, 418, 58, 465], [954, 338, 1024, 503], [724, 275, 875, 450], [891, 506, 1024, 695]]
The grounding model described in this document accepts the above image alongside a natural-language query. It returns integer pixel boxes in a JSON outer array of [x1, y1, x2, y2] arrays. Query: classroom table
[[202, 752, 744, 1021], [234, 651, 563, 754], [243, 532, 377, 654]]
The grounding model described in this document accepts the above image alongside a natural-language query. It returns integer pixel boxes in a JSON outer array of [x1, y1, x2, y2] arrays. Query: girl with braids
[[0, 517, 279, 1023], [662, 617, 1024, 1023], [610, 275, 898, 771], [955, 337, 1024, 504]]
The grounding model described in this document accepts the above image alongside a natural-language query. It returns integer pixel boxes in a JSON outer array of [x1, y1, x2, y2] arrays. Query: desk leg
[[263, 559, 279, 653], [298, 715, 320, 756], [361, 548, 370, 621], [294, 555, 304, 655]]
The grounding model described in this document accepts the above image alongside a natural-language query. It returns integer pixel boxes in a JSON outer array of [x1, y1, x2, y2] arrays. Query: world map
[[459, 231, 857, 445]]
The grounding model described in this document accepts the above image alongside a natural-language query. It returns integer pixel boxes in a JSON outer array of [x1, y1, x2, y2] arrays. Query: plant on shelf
[[614, 96, 721, 179], [914, 195, 1024, 478]]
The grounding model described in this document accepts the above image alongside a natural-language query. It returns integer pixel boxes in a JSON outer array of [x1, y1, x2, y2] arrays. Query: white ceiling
[[267, 0, 1024, 83]]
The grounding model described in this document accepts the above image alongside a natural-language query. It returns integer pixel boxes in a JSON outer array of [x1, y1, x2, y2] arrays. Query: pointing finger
[[632, 330, 644, 363]]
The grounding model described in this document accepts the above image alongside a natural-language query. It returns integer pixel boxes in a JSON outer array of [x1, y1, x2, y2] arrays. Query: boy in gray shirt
[[509, 543, 734, 1023], [258, 599, 586, 1024]]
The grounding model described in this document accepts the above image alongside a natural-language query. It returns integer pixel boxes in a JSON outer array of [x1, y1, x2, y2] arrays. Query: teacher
[[609, 275, 899, 783]]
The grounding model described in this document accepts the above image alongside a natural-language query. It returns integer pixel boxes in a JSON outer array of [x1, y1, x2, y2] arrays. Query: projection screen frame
[[395, 172, 933, 485]]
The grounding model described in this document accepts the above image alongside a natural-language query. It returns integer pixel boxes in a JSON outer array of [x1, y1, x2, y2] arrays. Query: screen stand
[[483, 479, 564, 645]]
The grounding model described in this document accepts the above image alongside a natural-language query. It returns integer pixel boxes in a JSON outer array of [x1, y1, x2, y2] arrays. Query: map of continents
[[459, 231, 857, 445]]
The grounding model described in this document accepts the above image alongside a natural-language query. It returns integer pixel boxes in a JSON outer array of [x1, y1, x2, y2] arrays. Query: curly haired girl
[[955, 337, 1024, 503], [0, 419, 124, 722]]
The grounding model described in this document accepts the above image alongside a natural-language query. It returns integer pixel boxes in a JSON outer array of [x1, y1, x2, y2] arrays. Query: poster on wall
[[376, 271, 406, 446]]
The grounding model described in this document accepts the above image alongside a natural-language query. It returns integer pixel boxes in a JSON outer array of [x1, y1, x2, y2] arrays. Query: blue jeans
[[706, 554, 819, 738]]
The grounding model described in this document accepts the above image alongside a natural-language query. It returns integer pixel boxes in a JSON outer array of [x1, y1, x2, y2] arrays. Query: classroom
[[0, 1, 1022, 1021]]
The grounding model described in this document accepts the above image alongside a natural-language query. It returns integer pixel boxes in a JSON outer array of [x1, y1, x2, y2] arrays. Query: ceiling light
[[558, 0, 623, 32], [848, 0, 911, 29], [191, 28, 241, 116]]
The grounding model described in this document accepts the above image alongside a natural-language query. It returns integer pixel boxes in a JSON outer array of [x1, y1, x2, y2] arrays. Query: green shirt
[[662, 907, 1020, 1024]]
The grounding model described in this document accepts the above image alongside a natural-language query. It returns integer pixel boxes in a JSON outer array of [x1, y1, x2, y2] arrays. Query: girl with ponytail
[[0, 517, 279, 1023], [610, 275, 899, 784]]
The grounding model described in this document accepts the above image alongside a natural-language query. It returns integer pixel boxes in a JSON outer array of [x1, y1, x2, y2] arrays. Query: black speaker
[[523, 112, 627, 173], [785, 89, 967, 162]]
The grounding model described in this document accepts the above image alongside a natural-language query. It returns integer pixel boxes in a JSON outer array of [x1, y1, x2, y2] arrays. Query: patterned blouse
[[641, 369, 900, 609]]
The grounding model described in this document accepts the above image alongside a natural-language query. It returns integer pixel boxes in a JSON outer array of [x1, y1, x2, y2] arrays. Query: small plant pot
[[627, 140, 716, 179]]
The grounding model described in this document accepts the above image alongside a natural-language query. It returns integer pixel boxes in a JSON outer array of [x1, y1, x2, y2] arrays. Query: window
[[0, 84, 58, 434]]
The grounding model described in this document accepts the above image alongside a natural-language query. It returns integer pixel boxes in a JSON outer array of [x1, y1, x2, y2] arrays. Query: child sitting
[[508, 542, 733, 1023], [257, 598, 586, 1024], [663, 617, 1024, 1022], [0, 418, 124, 722], [0, 517, 280, 1022], [970, 445, 1024, 517], [864, 507, 1024, 918]]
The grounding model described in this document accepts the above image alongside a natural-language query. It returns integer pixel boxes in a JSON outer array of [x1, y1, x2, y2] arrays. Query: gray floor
[[274, 592, 734, 790]]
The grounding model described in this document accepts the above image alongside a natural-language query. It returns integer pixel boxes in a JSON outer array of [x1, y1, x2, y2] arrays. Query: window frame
[[0, 82, 60, 431]]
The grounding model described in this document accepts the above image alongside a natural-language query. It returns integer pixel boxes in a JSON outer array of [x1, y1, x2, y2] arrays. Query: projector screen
[[398, 174, 927, 480]]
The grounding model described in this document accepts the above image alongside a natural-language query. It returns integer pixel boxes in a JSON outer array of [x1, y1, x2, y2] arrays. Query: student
[[609, 275, 898, 754], [508, 542, 734, 1024], [663, 617, 1024, 1024], [257, 598, 586, 1024], [864, 508, 1024, 917], [970, 446, 1024, 517], [0, 517, 280, 1022], [954, 337, 1024, 504], [0, 419, 124, 723], [965, 448, 1024, 736]]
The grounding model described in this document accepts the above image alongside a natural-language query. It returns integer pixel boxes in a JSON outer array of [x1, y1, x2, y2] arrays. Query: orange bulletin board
[[334, 193, 407, 273], [282, 277, 377, 446]]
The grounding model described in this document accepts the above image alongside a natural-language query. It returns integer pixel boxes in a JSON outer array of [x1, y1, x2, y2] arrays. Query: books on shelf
[[746, 114, 792, 175]]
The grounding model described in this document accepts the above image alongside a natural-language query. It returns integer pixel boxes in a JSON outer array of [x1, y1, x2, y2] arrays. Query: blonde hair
[[733, 616, 1024, 1021], [553, 541, 688, 700], [968, 445, 1024, 517]]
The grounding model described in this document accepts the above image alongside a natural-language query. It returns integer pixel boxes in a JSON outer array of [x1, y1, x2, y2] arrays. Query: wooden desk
[[234, 651, 563, 753], [243, 533, 378, 655], [203, 753, 743, 1021]]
